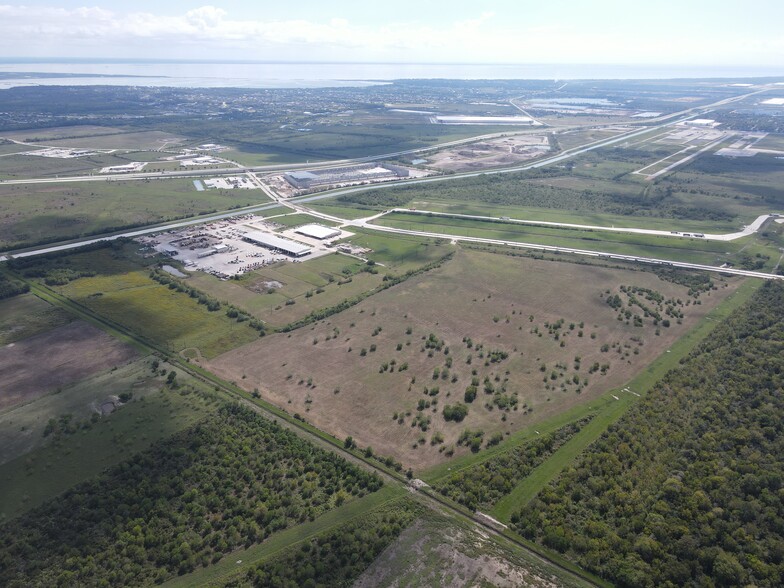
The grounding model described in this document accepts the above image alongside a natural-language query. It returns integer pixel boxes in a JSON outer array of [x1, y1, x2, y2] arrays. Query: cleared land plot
[[208, 249, 736, 470], [355, 514, 592, 588], [423, 134, 551, 173], [0, 293, 73, 345], [0, 179, 263, 249], [0, 320, 138, 412]]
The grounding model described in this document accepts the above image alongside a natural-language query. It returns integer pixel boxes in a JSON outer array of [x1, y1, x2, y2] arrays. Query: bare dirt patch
[[0, 321, 138, 411], [207, 249, 737, 470], [426, 134, 551, 173], [353, 518, 563, 587]]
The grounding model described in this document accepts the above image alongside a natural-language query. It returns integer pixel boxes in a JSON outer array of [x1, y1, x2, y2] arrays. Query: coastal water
[[1, 60, 783, 89]]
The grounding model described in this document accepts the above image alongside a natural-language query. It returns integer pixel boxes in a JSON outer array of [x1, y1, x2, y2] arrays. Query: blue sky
[[1, 1, 782, 66]]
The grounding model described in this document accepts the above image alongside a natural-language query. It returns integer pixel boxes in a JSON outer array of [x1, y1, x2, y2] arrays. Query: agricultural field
[[207, 248, 738, 470], [0, 293, 73, 345], [0, 179, 266, 250], [12, 244, 260, 357], [0, 319, 138, 411]]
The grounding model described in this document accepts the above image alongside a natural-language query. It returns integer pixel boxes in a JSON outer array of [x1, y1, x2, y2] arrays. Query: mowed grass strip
[[162, 486, 405, 588], [373, 212, 741, 265], [489, 278, 761, 522]]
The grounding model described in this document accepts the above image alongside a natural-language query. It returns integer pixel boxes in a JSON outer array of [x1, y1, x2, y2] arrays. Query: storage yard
[[137, 215, 353, 278]]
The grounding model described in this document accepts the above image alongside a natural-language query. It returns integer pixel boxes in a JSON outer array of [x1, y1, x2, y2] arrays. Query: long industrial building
[[284, 163, 409, 190], [243, 230, 312, 257]]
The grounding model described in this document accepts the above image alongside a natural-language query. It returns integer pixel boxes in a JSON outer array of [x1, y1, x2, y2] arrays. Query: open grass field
[[0, 356, 169, 466], [0, 368, 221, 519], [0, 142, 30, 155], [207, 249, 738, 471], [0, 293, 74, 345], [0, 320, 138, 412], [373, 211, 748, 266], [0, 178, 265, 250], [0, 151, 148, 179], [186, 253, 383, 328], [1, 126, 185, 150], [17, 245, 260, 357]]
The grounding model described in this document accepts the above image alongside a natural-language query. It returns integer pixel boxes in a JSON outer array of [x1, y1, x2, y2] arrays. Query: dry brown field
[[207, 249, 738, 470], [0, 321, 138, 411]]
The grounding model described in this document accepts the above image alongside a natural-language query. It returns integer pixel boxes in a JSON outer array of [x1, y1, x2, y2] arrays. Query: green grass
[[23, 246, 260, 357], [0, 371, 220, 520], [344, 228, 454, 271], [304, 203, 378, 220], [373, 212, 752, 266], [406, 199, 740, 234], [163, 485, 405, 588], [268, 212, 337, 228], [0, 357, 166, 465], [489, 278, 760, 522], [0, 293, 74, 345], [0, 179, 269, 250]]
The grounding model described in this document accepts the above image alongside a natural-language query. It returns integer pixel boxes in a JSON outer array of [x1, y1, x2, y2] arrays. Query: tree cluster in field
[[225, 501, 422, 588], [0, 405, 382, 587], [511, 281, 784, 588], [278, 253, 453, 333], [149, 269, 266, 333], [0, 273, 29, 299], [434, 419, 590, 512]]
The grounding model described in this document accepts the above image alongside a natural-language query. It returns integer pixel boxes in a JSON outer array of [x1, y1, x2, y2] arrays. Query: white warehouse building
[[295, 224, 341, 240]]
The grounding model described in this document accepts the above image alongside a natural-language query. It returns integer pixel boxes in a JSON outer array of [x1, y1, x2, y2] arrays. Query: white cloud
[[0, 4, 781, 65]]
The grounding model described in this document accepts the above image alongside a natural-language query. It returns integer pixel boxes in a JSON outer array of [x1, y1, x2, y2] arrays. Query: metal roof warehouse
[[295, 224, 341, 240], [243, 230, 312, 257]]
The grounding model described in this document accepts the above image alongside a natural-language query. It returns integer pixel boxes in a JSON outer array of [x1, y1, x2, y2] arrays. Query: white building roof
[[295, 224, 341, 240], [244, 230, 312, 256]]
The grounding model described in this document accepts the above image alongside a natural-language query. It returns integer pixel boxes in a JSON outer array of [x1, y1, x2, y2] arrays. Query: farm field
[[0, 179, 264, 250], [15, 245, 260, 357], [0, 319, 138, 411], [207, 248, 738, 470], [0, 292, 73, 345]]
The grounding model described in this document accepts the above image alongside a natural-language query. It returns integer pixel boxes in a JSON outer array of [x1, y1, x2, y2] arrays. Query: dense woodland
[[511, 281, 784, 587], [0, 273, 28, 299], [0, 405, 382, 587], [225, 501, 422, 588], [435, 419, 589, 512]]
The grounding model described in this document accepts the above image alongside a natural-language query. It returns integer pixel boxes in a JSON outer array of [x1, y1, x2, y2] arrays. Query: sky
[[0, 1, 783, 66]]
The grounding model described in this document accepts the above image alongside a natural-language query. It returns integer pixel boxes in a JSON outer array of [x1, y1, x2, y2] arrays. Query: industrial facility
[[295, 224, 342, 240], [243, 230, 312, 257], [283, 163, 410, 190]]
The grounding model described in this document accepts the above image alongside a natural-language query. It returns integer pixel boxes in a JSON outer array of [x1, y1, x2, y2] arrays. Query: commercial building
[[295, 224, 341, 240], [243, 230, 312, 257], [283, 163, 409, 190]]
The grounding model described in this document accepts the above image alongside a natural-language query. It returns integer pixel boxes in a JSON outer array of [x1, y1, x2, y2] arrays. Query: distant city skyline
[[0, 1, 782, 68]]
